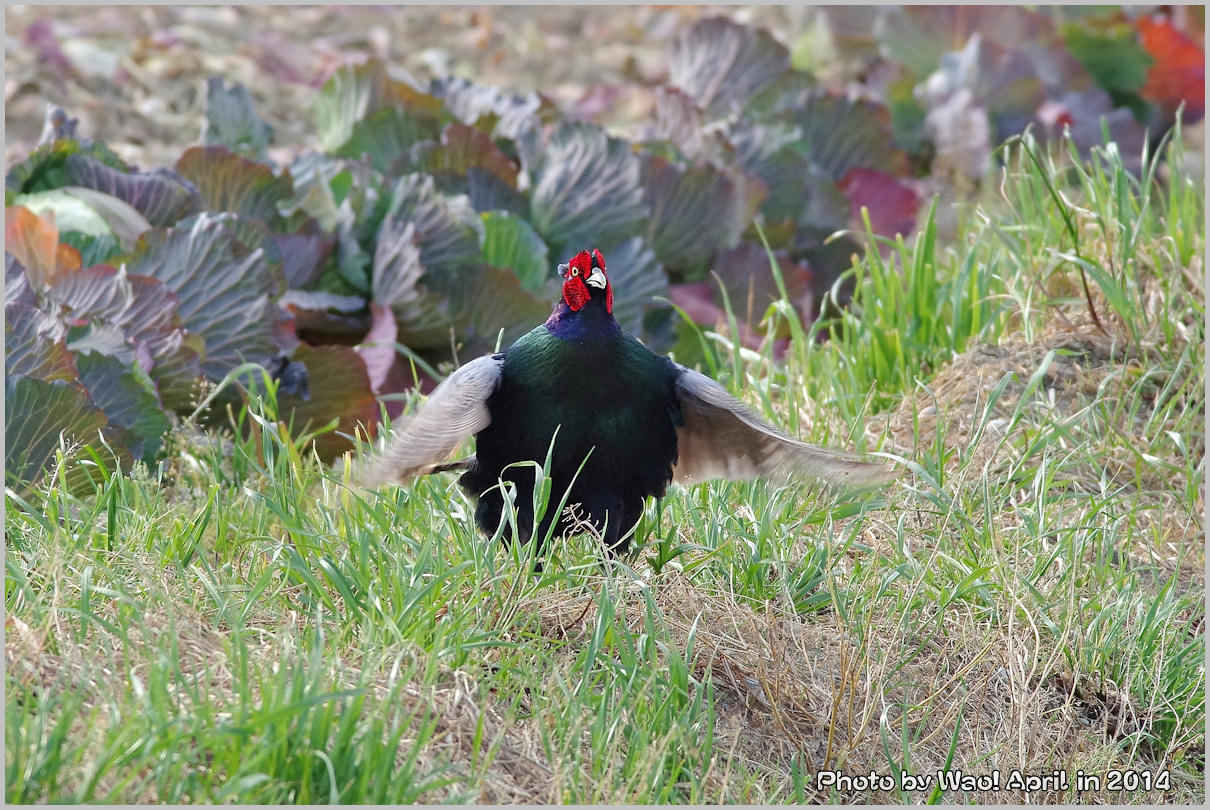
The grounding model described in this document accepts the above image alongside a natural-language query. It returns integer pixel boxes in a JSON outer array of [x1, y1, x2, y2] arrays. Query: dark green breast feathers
[[464, 319, 682, 552], [359, 248, 897, 555]]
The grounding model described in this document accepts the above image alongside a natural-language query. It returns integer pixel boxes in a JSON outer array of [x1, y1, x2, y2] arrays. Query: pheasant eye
[[571, 267, 580, 276]]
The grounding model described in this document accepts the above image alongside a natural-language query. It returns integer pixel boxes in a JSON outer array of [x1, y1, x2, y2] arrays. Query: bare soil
[[5, 5, 803, 170]]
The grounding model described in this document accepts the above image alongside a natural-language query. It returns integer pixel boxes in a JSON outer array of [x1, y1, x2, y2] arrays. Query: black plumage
[[361, 248, 895, 554]]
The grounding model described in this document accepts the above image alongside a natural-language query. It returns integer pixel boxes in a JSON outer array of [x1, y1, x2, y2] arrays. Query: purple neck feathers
[[544, 298, 620, 341]]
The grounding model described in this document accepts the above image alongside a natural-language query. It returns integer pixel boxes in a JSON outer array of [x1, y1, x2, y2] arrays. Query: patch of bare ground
[[4, 5, 787, 169]]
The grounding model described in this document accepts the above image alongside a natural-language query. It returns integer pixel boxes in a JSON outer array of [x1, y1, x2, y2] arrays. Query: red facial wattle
[[562, 275, 591, 311], [559, 249, 612, 314]]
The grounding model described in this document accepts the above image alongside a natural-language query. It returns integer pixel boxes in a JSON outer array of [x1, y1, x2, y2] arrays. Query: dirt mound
[[873, 318, 1202, 494]]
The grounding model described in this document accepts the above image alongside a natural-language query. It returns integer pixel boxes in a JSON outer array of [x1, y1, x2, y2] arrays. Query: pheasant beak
[[585, 267, 607, 289]]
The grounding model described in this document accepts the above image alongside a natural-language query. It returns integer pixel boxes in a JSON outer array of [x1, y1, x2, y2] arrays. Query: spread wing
[[671, 366, 897, 490], [358, 354, 503, 487]]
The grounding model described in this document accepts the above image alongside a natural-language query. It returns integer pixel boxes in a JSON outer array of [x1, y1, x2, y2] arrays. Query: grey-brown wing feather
[[671, 366, 897, 490], [358, 354, 503, 487]]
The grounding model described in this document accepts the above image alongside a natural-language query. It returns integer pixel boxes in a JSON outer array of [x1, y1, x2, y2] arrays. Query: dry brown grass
[[8, 523, 1203, 804]]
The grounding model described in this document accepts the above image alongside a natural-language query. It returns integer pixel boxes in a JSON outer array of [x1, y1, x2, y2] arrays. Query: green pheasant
[[362, 248, 895, 553]]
